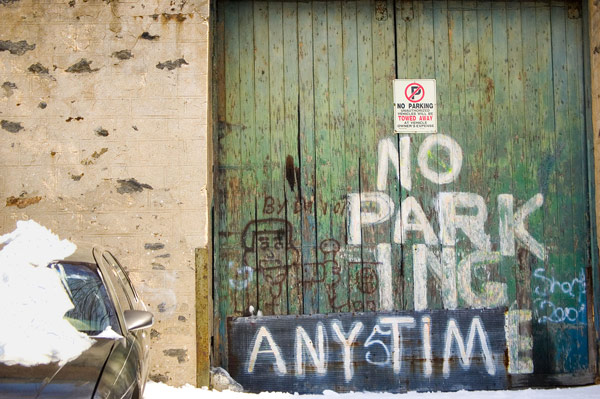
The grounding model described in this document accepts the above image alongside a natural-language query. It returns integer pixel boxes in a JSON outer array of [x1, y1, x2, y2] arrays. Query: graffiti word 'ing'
[[228, 310, 507, 393], [533, 268, 587, 324]]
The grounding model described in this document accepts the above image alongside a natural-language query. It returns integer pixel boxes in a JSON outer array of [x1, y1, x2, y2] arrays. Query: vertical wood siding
[[213, 0, 593, 382]]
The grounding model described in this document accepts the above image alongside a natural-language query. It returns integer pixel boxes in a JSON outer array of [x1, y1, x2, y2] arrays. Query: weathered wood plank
[[313, 0, 332, 314], [215, 0, 243, 368], [447, 0, 470, 310], [490, 1, 512, 309], [342, 0, 364, 313], [372, 0, 398, 311], [463, 0, 485, 232], [267, 1, 288, 315], [282, 1, 303, 315], [503, 0, 519, 318], [238, 0, 258, 318], [475, 1, 494, 304], [393, 0, 408, 311], [550, 0, 574, 339], [195, 248, 212, 387], [213, 0, 227, 368], [253, 1, 278, 315], [326, 1, 351, 313], [505, 1, 535, 375], [563, 0, 590, 371], [535, 0, 557, 336], [506, 0, 525, 302], [223, 0, 243, 314], [520, 0, 550, 373], [356, 0, 377, 312], [397, 1, 421, 312], [297, 0, 319, 314]]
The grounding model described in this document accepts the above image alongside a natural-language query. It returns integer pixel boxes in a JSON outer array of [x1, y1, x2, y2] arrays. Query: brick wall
[[0, 0, 210, 386]]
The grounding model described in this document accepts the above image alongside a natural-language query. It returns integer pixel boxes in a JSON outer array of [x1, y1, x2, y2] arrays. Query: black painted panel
[[228, 309, 507, 393]]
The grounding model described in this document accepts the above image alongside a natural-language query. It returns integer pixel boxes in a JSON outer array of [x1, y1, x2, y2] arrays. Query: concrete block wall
[[0, 0, 210, 386]]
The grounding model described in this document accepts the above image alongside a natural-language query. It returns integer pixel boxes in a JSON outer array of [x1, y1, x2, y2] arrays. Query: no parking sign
[[393, 79, 437, 134]]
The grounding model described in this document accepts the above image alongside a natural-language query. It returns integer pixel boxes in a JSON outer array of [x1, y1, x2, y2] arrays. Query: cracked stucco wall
[[0, 0, 210, 386]]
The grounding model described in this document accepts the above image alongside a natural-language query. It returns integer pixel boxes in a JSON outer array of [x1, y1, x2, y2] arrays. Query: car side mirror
[[123, 310, 154, 331]]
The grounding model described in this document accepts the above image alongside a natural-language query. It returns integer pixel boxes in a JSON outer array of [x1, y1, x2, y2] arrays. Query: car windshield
[[50, 262, 120, 336]]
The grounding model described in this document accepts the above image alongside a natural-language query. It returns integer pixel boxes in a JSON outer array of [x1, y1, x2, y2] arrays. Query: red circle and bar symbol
[[405, 82, 425, 103]]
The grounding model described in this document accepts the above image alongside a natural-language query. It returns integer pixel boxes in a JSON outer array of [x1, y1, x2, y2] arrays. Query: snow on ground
[[144, 382, 600, 399], [0, 220, 93, 367]]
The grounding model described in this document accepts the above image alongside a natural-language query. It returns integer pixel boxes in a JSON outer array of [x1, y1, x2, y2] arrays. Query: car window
[[51, 262, 121, 336]]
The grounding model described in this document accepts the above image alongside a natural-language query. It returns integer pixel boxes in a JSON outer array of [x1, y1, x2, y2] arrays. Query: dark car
[[0, 246, 154, 399]]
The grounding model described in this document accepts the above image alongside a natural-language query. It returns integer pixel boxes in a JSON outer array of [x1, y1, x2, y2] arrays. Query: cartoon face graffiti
[[242, 219, 301, 314]]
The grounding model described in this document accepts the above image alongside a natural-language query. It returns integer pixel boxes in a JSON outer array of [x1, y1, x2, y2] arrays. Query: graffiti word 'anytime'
[[228, 310, 507, 394], [533, 268, 587, 324]]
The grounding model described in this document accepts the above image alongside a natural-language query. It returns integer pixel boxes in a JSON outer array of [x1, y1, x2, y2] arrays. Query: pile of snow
[[0, 220, 93, 367], [143, 382, 600, 399]]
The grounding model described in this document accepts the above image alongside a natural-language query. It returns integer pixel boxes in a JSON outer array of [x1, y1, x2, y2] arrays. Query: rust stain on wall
[[81, 148, 108, 165], [6, 195, 42, 209]]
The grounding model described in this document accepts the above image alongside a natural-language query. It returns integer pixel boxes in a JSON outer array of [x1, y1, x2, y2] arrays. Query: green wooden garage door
[[213, 0, 594, 386]]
